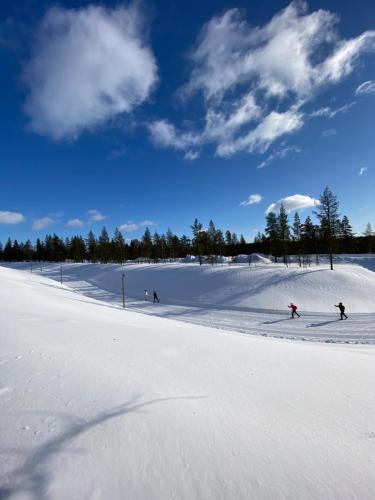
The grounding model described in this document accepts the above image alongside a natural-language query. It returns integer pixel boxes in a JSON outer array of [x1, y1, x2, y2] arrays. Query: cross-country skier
[[153, 290, 159, 303], [334, 302, 348, 320], [288, 302, 300, 318], [144, 289, 148, 301]]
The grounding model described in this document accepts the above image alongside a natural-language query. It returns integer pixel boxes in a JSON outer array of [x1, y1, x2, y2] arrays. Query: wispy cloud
[[355, 81, 375, 95], [266, 194, 320, 214], [321, 128, 337, 138], [32, 217, 54, 230], [0, 211, 25, 224], [149, 2, 375, 158], [184, 150, 200, 161], [23, 4, 158, 140], [256, 145, 301, 169], [358, 167, 368, 176], [240, 194, 263, 207], [311, 101, 356, 118]]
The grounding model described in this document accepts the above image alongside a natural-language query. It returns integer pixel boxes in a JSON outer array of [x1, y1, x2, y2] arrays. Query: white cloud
[[358, 167, 368, 176], [311, 101, 356, 118], [87, 209, 106, 222], [256, 144, 301, 169], [67, 218, 85, 227], [140, 220, 155, 227], [148, 120, 201, 150], [32, 217, 54, 230], [184, 150, 200, 161], [119, 222, 139, 233], [151, 2, 375, 158], [119, 220, 155, 232], [240, 194, 263, 206], [23, 4, 158, 140], [321, 128, 337, 138], [0, 211, 25, 224], [355, 80, 375, 95], [266, 194, 320, 214]]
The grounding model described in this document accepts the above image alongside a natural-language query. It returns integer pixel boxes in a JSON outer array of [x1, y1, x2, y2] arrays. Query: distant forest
[[1, 188, 374, 265]]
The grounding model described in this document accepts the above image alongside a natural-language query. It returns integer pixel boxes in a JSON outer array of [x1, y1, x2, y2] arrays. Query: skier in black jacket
[[334, 302, 348, 320]]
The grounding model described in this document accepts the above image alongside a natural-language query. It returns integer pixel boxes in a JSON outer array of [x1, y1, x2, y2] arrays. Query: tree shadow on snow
[[0, 393, 205, 500]]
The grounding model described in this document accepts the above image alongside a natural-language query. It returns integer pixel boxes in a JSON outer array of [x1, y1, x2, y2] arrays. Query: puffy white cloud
[[151, 2, 375, 158], [240, 194, 263, 206], [358, 167, 368, 176], [67, 218, 85, 227], [32, 217, 54, 230], [119, 220, 155, 232], [266, 194, 320, 214], [256, 144, 301, 169], [0, 211, 25, 224], [23, 4, 158, 140], [87, 210, 106, 222], [119, 223, 138, 232], [355, 81, 375, 95]]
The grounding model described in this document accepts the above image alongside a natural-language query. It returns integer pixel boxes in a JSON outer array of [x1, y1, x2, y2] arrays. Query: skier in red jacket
[[288, 303, 300, 319]]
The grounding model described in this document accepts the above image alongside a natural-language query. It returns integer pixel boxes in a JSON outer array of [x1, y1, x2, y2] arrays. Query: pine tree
[[191, 218, 204, 264], [113, 227, 126, 263], [86, 231, 97, 262], [277, 204, 290, 265], [363, 223, 374, 253], [292, 213, 302, 266], [141, 227, 153, 260], [265, 211, 279, 259], [98, 227, 111, 263], [314, 186, 340, 270]]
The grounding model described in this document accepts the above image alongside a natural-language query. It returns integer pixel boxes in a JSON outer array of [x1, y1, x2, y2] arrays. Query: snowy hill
[[1, 265, 375, 499], [6, 256, 375, 313]]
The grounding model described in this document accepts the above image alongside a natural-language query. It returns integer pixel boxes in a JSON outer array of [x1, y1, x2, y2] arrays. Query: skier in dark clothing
[[153, 290, 159, 303], [335, 302, 348, 320], [288, 303, 300, 318]]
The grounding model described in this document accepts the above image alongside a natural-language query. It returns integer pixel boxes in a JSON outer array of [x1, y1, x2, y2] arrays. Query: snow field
[[1, 266, 375, 499]]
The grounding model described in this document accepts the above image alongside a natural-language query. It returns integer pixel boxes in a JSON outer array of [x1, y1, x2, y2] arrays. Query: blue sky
[[0, 0, 375, 243]]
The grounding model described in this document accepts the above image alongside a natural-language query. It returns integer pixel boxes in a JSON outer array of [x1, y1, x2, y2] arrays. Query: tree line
[[1, 187, 374, 266]]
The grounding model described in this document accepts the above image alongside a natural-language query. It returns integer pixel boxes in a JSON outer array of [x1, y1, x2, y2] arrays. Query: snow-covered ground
[[5, 257, 375, 343], [1, 265, 375, 499]]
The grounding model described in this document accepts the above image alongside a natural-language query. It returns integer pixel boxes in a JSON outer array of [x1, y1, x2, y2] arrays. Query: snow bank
[[1, 266, 375, 499]]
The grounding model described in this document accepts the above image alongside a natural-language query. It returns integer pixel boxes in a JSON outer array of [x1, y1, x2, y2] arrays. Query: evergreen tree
[[86, 231, 97, 262], [292, 213, 302, 266], [3, 238, 13, 261], [314, 186, 340, 270], [277, 204, 290, 265], [141, 227, 153, 260], [34, 238, 44, 261], [191, 218, 204, 264], [98, 227, 111, 263], [265, 211, 279, 258], [225, 230, 232, 247], [113, 227, 126, 263], [363, 223, 374, 253]]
